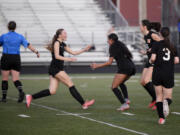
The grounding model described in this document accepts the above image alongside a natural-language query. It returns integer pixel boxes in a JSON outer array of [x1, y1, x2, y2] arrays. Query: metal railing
[[56, 0, 87, 44], [95, 0, 128, 27], [26, 0, 50, 41]]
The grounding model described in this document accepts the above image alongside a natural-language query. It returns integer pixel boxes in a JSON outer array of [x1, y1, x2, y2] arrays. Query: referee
[[0, 21, 40, 103]]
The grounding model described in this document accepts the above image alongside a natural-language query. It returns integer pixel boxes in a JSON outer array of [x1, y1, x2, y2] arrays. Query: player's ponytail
[[150, 22, 161, 32], [46, 29, 64, 52], [160, 27, 176, 55]]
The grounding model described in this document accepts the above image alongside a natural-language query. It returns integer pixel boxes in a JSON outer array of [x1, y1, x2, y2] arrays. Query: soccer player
[[150, 27, 179, 124], [140, 20, 161, 110], [0, 21, 39, 103], [91, 33, 136, 111], [26, 29, 95, 109]]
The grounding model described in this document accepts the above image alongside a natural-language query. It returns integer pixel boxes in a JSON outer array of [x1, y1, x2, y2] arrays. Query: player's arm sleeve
[[21, 35, 30, 48], [109, 46, 115, 58]]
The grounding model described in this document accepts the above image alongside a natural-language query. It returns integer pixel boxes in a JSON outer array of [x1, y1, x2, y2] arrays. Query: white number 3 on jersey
[[163, 48, 170, 61]]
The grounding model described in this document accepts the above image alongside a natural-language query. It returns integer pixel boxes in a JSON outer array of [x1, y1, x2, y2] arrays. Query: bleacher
[[0, 0, 143, 65]]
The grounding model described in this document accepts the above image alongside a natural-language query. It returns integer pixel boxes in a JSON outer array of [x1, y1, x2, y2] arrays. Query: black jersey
[[109, 41, 135, 75], [144, 31, 156, 49], [51, 41, 66, 67], [48, 41, 67, 77], [152, 40, 178, 88], [151, 40, 178, 73]]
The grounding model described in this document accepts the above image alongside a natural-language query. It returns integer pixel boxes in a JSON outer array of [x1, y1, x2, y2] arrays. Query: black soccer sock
[[14, 80, 23, 93], [119, 83, 128, 99], [32, 89, 51, 99], [112, 88, 125, 104], [2, 81, 8, 99], [69, 86, 85, 105], [156, 102, 165, 119], [143, 82, 156, 102], [166, 98, 172, 105]]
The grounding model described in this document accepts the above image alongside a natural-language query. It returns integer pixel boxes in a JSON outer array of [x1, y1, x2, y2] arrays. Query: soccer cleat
[[26, 95, 32, 108], [158, 118, 165, 124], [125, 98, 130, 104], [82, 99, 95, 109], [148, 101, 156, 108], [18, 92, 25, 103], [163, 99, 169, 117], [152, 105, 157, 110], [0, 98, 7, 103], [117, 103, 130, 111]]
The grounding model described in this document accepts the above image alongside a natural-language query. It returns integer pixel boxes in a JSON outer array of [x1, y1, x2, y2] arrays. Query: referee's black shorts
[[152, 69, 174, 88], [0, 54, 21, 72]]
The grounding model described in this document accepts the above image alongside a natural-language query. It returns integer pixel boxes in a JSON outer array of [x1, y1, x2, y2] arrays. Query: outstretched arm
[[54, 41, 76, 62], [27, 44, 40, 58], [91, 57, 114, 69], [65, 45, 92, 55]]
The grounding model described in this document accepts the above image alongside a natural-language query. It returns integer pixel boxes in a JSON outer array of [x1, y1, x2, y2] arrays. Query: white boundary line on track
[[8, 97, 148, 135]]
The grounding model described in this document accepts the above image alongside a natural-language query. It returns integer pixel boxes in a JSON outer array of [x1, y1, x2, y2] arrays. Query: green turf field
[[0, 73, 180, 135]]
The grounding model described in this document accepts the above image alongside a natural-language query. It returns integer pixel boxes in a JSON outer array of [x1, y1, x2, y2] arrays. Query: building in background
[[111, 0, 161, 26]]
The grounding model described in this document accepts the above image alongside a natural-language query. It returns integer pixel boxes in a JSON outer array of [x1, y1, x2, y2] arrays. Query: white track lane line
[[8, 97, 148, 135]]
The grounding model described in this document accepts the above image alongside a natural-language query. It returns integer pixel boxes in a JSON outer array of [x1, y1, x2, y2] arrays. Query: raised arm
[[54, 41, 76, 62], [91, 57, 114, 69], [65, 45, 92, 55]]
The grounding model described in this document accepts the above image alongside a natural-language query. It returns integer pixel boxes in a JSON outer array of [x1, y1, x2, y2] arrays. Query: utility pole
[[139, 0, 147, 23]]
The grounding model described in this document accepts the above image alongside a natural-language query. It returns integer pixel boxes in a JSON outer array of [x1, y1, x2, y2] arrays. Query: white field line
[[18, 114, 30, 118], [122, 112, 135, 116], [56, 113, 91, 116], [171, 112, 180, 115], [8, 97, 148, 135]]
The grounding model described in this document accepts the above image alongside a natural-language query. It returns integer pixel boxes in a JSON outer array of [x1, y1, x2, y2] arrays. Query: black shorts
[[144, 53, 153, 68], [0, 54, 21, 72], [152, 69, 174, 88], [117, 67, 136, 76], [48, 62, 64, 77]]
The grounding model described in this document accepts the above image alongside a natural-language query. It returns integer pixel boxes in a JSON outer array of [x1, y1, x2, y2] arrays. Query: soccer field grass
[[0, 73, 180, 135]]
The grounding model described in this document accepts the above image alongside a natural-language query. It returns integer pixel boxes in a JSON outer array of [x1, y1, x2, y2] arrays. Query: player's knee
[[50, 89, 56, 95], [142, 79, 150, 86], [111, 85, 118, 90], [67, 82, 74, 88], [140, 80, 145, 86], [156, 95, 163, 102]]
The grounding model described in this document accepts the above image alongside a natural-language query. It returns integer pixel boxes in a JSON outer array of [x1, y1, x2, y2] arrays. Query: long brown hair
[[46, 29, 64, 52], [160, 27, 176, 55]]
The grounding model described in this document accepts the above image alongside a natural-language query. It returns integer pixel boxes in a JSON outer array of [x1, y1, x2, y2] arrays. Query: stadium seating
[[0, 0, 143, 65]]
